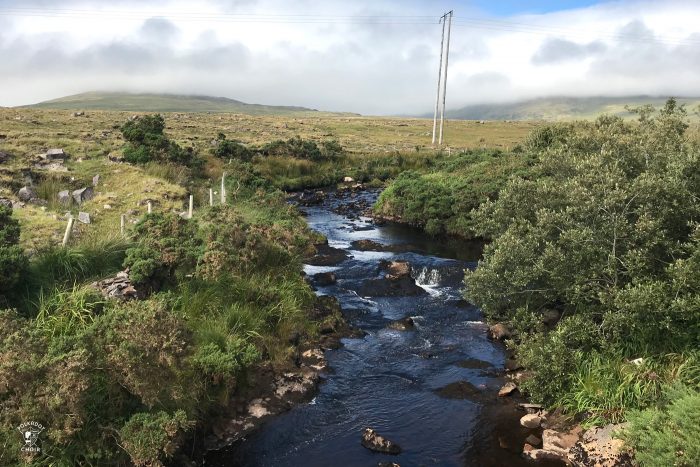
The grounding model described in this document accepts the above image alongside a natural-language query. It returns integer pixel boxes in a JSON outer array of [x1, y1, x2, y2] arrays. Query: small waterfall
[[413, 266, 442, 287]]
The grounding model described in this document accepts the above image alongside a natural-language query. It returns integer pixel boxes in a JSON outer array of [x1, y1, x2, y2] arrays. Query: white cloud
[[0, 0, 699, 113]]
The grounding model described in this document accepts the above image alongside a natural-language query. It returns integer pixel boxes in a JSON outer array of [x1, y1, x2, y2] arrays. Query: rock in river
[[358, 260, 426, 297], [312, 271, 337, 286], [386, 316, 415, 331], [361, 428, 402, 455]]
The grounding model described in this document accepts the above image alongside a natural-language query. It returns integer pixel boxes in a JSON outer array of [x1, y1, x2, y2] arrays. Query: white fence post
[[147, 201, 152, 214], [62, 216, 74, 246], [120, 214, 125, 236], [188, 195, 193, 219], [209, 188, 213, 206], [221, 173, 226, 204]]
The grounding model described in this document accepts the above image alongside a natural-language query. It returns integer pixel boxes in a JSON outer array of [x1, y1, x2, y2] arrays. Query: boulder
[[568, 424, 632, 467], [18, 186, 37, 202], [520, 414, 542, 429], [91, 270, 140, 301], [542, 309, 561, 326], [0, 198, 12, 209], [526, 434, 542, 447], [312, 271, 337, 286], [488, 323, 513, 340], [58, 190, 71, 206], [45, 148, 68, 160], [78, 212, 91, 224], [358, 274, 426, 297], [380, 260, 411, 279], [361, 428, 401, 455], [343, 176, 355, 183], [378, 463, 400, 467], [498, 382, 517, 397], [305, 242, 350, 266], [72, 187, 94, 204], [387, 317, 415, 331], [92, 174, 100, 186]]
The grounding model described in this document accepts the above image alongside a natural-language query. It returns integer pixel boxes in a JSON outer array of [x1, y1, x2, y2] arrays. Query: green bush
[[119, 410, 192, 467], [623, 384, 700, 467], [214, 133, 253, 161], [260, 136, 338, 161], [0, 205, 27, 301], [121, 114, 201, 168]]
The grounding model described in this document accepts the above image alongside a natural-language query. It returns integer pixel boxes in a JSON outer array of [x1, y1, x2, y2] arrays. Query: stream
[[204, 189, 533, 466]]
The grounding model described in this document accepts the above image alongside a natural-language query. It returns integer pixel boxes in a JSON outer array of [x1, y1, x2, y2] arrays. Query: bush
[[0, 205, 27, 301], [214, 134, 253, 161], [623, 384, 700, 467], [121, 114, 201, 168], [260, 136, 332, 161], [119, 410, 192, 467]]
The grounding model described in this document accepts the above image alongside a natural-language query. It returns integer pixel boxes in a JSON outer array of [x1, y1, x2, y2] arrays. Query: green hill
[[24, 91, 330, 115], [444, 96, 700, 121]]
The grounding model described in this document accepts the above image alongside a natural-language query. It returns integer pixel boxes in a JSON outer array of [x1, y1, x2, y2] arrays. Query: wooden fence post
[[188, 195, 193, 219], [221, 173, 226, 204], [209, 188, 213, 206], [120, 214, 125, 236], [62, 216, 74, 246], [147, 201, 152, 214]]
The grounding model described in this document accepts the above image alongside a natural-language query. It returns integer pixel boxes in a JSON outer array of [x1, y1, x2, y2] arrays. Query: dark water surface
[[204, 191, 531, 467]]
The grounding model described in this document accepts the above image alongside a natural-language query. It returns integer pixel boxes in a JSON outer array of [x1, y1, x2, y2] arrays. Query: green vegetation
[[461, 100, 700, 464], [121, 114, 201, 168], [374, 150, 537, 236], [0, 113, 324, 466], [25, 91, 323, 115], [0, 206, 27, 302]]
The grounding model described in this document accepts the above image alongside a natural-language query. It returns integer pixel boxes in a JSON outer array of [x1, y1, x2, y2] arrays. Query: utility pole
[[431, 13, 447, 145], [438, 10, 453, 146]]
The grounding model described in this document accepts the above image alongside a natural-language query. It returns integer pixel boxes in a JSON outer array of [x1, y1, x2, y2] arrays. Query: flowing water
[[204, 190, 533, 467]]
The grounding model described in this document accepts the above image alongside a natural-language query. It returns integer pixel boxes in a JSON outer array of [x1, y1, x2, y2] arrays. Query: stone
[[381, 260, 411, 279], [45, 148, 68, 160], [92, 174, 100, 186], [78, 212, 91, 224], [520, 414, 542, 429], [498, 382, 517, 397], [488, 323, 513, 340], [377, 463, 400, 467], [18, 186, 37, 202], [343, 176, 355, 183], [103, 204, 112, 210], [0, 198, 12, 209], [386, 317, 415, 331], [568, 424, 631, 467], [58, 190, 71, 206], [542, 309, 561, 326], [312, 271, 337, 286], [526, 434, 542, 447], [0, 151, 9, 163], [72, 187, 94, 204], [361, 428, 401, 455], [91, 269, 140, 301], [543, 427, 581, 453], [305, 242, 350, 266], [72, 111, 85, 117], [504, 358, 523, 371]]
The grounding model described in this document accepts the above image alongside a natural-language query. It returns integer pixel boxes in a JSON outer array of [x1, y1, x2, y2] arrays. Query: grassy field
[[0, 108, 536, 248]]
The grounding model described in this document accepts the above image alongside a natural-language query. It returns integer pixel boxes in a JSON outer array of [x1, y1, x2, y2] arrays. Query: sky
[[0, 0, 699, 114]]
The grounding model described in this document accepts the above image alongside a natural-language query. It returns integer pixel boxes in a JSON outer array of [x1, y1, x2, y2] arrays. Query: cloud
[[532, 38, 606, 64], [0, 0, 699, 113]]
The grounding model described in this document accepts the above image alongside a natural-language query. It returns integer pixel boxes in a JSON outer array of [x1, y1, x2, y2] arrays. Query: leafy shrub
[[0, 205, 27, 301], [119, 410, 192, 467], [214, 133, 253, 161], [260, 136, 336, 161], [121, 114, 201, 168], [622, 384, 700, 467], [35, 285, 105, 337], [123, 213, 201, 287]]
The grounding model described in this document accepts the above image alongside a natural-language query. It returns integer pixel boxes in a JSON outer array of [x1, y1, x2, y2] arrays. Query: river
[[204, 189, 534, 467]]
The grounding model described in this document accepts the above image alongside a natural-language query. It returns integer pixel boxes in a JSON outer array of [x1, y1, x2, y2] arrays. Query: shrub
[[121, 114, 201, 168], [260, 136, 325, 161], [622, 384, 700, 467], [0, 205, 27, 301], [119, 410, 192, 467], [214, 134, 253, 161]]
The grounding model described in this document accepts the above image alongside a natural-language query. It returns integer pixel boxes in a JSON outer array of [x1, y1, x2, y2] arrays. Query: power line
[[0, 7, 699, 46]]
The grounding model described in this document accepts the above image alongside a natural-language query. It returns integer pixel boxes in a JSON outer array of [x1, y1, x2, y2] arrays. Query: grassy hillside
[[445, 96, 700, 121], [25, 91, 333, 116]]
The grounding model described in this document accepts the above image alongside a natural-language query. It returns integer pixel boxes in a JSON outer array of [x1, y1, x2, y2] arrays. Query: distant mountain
[[442, 96, 700, 121], [24, 91, 331, 115]]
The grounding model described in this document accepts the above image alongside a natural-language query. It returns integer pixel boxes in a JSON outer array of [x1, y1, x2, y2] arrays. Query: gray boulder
[[361, 428, 401, 455], [0, 198, 12, 209], [78, 212, 91, 224], [45, 148, 68, 160], [58, 190, 71, 206], [72, 187, 94, 204], [18, 186, 37, 202]]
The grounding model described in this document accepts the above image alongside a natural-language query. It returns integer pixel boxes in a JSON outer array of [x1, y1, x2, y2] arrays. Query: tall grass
[[143, 161, 190, 185], [17, 234, 131, 316], [558, 351, 700, 426], [35, 284, 106, 337], [35, 175, 68, 210]]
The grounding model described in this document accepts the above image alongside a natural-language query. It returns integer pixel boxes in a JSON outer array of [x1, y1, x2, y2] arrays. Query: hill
[[24, 91, 330, 116], [443, 96, 700, 121]]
